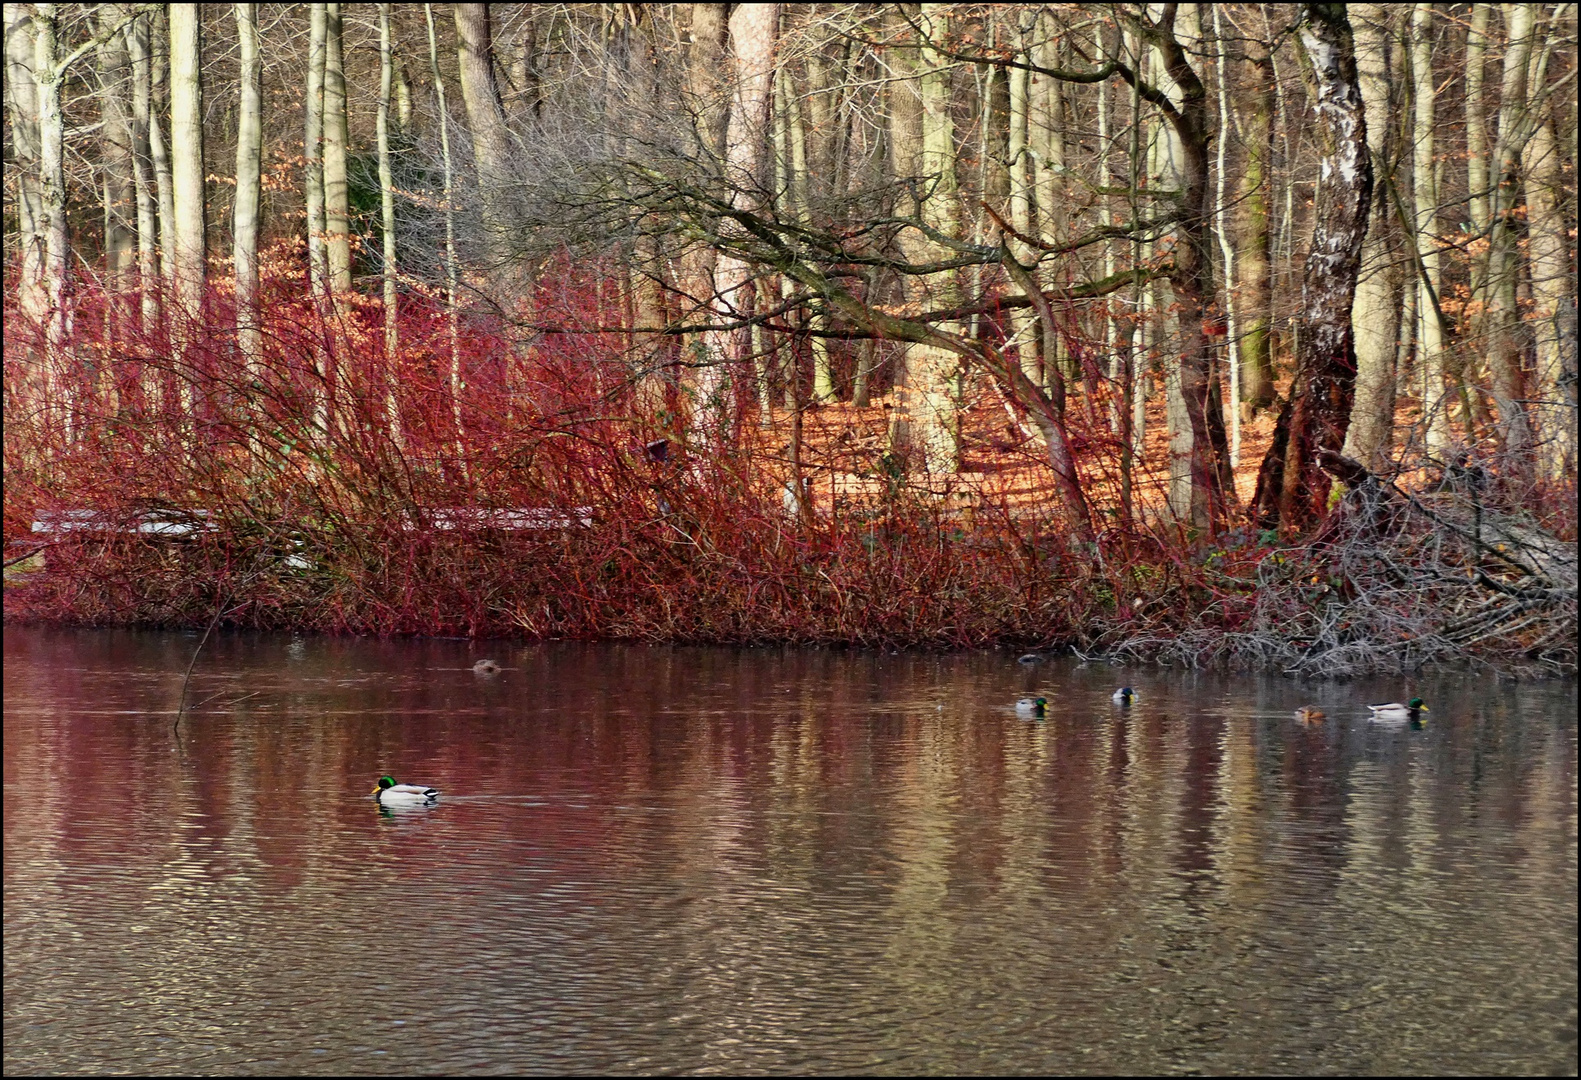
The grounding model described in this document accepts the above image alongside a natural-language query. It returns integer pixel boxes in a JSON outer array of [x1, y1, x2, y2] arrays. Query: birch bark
[[234, 2, 262, 379], [1251, 3, 1372, 532]]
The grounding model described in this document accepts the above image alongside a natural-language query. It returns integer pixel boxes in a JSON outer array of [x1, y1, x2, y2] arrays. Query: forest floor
[[750, 379, 1289, 521]]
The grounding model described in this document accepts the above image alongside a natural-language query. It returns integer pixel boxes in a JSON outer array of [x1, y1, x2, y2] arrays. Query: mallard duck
[[1016, 696, 1047, 717], [371, 775, 439, 805], [1294, 706, 1326, 722], [1368, 697, 1428, 720], [1112, 687, 1136, 704], [472, 659, 501, 674]]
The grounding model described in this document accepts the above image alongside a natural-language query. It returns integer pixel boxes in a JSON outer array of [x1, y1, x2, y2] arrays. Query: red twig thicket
[[5, 257, 1575, 675]]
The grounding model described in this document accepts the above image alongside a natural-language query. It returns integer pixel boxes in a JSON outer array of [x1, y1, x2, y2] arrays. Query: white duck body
[[372, 776, 440, 805], [1368, 698, 1427, 722]]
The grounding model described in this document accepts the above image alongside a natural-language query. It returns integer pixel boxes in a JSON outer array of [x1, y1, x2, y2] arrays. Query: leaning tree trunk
[[1252, 3, 1372, 533]]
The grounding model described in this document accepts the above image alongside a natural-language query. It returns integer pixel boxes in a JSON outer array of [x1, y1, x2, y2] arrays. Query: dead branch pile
[[1105, 453, 1578, 676]]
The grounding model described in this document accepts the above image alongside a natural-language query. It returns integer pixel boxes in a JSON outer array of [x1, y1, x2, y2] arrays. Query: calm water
[[4, 627, 1576, 1076]]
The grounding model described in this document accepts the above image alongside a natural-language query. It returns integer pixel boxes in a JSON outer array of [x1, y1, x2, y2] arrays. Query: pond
[[4, 627, 1576, 1075]]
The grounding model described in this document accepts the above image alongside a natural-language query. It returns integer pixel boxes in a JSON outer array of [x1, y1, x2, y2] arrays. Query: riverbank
[[7, 471, 1574, 677]]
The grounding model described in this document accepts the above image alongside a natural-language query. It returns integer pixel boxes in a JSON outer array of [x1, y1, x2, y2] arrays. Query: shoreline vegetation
[[4, 280, 1573, 677], [4, 5, 1575, 676]]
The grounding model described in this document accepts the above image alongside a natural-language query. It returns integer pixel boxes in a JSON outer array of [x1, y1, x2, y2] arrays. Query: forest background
[[3, 2, 1576, 675]]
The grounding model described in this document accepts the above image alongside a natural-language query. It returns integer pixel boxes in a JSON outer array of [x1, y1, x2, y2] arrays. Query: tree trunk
[[323, 2, 351, 295], [377, 2, 403, 449], [32, 0, 71, 429], [124, 9, 160, 333], [675, 3, 729, 431], [694, 1, 780, 454], [148, 5, 176, 308], [1482, 3, 1540, 478], [5, 3, 46, 330], [425, 2, 467, 478], [97, 6, 135, 312], [234, 2, 262, 379], [1136, 7, 1235, 530], [1465, 4, 1492, 238], [883, 4, 922, 454], [1007, 18, 1038, 387], [1524, 70, 1576, 483], [1211, 5, 1240, 468], [304, 3, 328, 305], [783, 62, 836, 404], [1029, 15, 1070, 389], [1233, 38, 1277, 416], [1252, 3, 1372, 533], [454, 3, 515, 275], [168, 0, 204, 433], [1340, 4, 1399, 472], [1409, 1, 1450, 460], [898, 1, 963, 477]]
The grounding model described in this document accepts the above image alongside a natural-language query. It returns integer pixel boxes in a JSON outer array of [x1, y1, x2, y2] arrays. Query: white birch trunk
[[378, 3, 403, 448], [304, 3, 328, 306], [323, 3, 351, 295], [148, 6, 176, 308], [34, 1, 70, 397], [125, 10, 160, 333], [5, 3, 46, 329], [168, 2, 204, 333], [234, 3, 262, 378]]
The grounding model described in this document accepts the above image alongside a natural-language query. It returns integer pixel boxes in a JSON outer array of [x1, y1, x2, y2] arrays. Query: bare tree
[[1252, 3, 1372, 532]]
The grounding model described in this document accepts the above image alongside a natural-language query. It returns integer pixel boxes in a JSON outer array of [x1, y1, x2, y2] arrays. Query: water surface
[[4, 628, 1576, 1075]]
